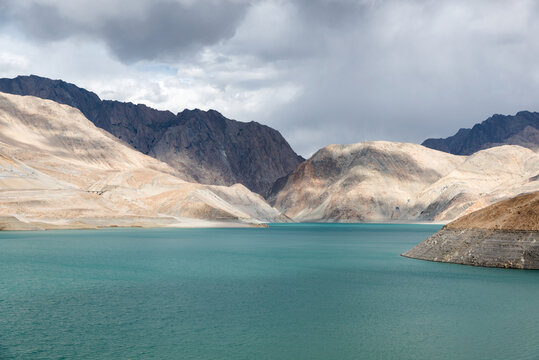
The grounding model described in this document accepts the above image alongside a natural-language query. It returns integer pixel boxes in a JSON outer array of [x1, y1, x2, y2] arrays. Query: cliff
[[402, 192, 539, 269]]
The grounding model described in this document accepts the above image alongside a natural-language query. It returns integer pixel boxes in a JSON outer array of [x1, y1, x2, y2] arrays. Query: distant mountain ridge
[[0, 75, 304, 196], [422, 111, 539, 155], [269, 141, 539, 222]]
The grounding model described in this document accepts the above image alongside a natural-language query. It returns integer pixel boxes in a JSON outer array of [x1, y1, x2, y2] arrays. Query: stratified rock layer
[[403, 192, 539, 269], [0, 75, 303, 196], [402, 228, 538, 269]]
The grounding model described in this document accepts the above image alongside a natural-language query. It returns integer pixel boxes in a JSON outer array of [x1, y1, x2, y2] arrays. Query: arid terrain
[[1, 91, 538, 231], [0, 92, 286, 230], [270, 141, 539, 222], [403, 192, 539, 269]]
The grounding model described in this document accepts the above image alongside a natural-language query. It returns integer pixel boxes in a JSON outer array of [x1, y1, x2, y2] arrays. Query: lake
[[0, 224, 537, 359]]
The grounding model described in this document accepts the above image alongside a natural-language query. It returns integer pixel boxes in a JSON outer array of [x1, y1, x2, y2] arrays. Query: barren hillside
[[0, 92, 285, 230], [270, 141, 539, 222], [403, 192, 539, 269]]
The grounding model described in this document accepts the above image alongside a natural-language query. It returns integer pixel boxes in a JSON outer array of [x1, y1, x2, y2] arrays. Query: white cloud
[[2, 0, 539, 156], [0, 52, 29, 74]]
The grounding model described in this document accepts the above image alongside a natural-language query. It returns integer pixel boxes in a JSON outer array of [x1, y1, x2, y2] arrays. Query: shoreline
[[278, 220, 448, 225], [0, 216, 446, 232], [402, 228, 539, 270], [0, 216, 270, 232]]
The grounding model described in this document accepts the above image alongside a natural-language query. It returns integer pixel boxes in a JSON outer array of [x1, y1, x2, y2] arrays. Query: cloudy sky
[[1, 0, 539, 156]]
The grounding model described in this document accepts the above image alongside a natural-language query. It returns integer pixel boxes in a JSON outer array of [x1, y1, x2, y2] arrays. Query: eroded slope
[[270, 141, 539, 222], [0, 92, 285, 229], [0, 75, 304, 196]]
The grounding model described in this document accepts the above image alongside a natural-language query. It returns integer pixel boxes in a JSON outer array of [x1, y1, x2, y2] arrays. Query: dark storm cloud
[[20, 3, 81, 41], [236, 0, 539, 155], [223, 0, 372, 63], [101, 1, 248, 62], [294, 0, 368, 27], [2, 0, 539, 156], [0, 0, 249, 63], [0, 0, 11, 22]]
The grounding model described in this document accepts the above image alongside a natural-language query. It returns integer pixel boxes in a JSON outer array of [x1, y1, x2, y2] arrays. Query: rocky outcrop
[[422, 111, 539, 155], [402, 228, 538, 269], [0, 92, 287, 230], [0, 75, 303, 196], [402, 192, 539, 269], [269, 141, 539, 222]]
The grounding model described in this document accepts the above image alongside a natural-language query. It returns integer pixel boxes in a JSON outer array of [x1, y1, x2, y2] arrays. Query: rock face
[[0, 92, 287, 230], [269, 141, 539, 222], [402, 192, 539, 269], [422, 111, 539, 155], [0, 75, 303, 196]]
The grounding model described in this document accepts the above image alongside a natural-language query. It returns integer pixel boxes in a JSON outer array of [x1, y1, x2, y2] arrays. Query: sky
[[1, 0, 539, 156]]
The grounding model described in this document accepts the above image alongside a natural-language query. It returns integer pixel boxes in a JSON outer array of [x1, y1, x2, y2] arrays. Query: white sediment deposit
[[270, 141, 539, 222], [403, 192, 539, 269], [0, 92, 286, 230]]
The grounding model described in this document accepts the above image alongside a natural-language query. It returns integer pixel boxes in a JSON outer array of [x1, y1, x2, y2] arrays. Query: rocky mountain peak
[[0, 75, 304, 196], [422, 111, 539, 155]]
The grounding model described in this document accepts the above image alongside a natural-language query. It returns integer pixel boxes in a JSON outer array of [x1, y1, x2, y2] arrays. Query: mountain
[[402, 191, 539, 269], [0, 92, 286, 230], [0, 75, 304, 196], [422, 111, 539, 155], [268, 141, 539, 222]]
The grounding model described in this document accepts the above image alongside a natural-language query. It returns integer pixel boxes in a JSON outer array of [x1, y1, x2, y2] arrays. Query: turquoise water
[[0, 224, 538, 360]]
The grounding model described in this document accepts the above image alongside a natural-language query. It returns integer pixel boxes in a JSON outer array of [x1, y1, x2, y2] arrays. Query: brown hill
[[403, 192, 539, 269], [445, 192, 539, 231]]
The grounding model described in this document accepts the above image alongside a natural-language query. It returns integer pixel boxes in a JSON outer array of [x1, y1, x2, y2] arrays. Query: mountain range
[[0, 92, 285, 230], [0, 75, 537, 230], [422, 111, 539, 155], [0, 75, 303, 196], [269, 141, 539, 222]]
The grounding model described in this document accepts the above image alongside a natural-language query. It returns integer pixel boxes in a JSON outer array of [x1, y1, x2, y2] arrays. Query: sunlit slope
[[0, 92, 284, 229], [270, 141, 539, 222]]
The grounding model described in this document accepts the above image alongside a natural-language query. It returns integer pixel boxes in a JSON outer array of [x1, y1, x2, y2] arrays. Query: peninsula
[[402, 192, 539, 269]]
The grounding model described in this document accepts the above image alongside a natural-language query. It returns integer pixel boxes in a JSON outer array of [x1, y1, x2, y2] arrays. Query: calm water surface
[[0, 224, 537, 360]]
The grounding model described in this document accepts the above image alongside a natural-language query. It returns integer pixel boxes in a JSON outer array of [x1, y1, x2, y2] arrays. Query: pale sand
[[0, 215, 270, 231]]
